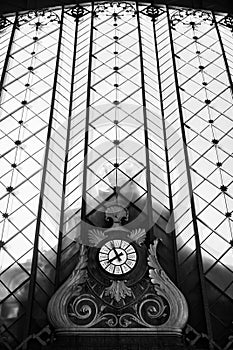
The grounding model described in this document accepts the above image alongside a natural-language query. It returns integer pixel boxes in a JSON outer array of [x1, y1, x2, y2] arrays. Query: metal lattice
[[0, 2, 233, 350]]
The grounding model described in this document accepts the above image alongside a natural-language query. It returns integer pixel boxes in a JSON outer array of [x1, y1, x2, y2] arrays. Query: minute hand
[[111, 243, 122, 262]]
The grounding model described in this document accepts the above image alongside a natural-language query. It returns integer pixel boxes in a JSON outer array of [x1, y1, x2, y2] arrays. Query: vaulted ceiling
[[0, 0, 233, 15]]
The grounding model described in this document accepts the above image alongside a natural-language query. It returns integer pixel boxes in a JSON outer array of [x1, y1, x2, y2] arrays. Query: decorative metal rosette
[[140, 6, 165, 20], [170, 9, 213, 28], [219, 15, 233, 31], [17, 10, 60, 27], [0, 16, 14, 31], [65, 5, 90, 20], [94, 2, 136, 17]]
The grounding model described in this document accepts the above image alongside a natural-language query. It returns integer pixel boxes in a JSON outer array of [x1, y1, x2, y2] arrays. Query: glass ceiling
[[0, 2, 233, 349]]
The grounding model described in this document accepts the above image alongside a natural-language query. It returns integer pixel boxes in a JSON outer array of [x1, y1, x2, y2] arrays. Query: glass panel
[[0, 3, 233, 349]]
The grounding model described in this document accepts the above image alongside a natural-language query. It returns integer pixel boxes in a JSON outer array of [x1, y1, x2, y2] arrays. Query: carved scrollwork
[[48, 239, 188, 333], [138, 294, 169, 326], [104, 313, 118, 327], [68, 295, 98, 326], [113, 305, 168, 328], [119, 313, 133, 327], [67, 296, 119, 328], [68, 298, 121, 328], [105, 203, 129, 225]]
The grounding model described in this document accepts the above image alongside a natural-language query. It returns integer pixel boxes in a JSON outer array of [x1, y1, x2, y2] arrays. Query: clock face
[[98, 239, 137, 275]]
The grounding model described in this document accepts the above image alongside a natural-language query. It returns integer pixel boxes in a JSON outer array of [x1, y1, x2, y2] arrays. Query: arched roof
[[0, 0, 233, 16]]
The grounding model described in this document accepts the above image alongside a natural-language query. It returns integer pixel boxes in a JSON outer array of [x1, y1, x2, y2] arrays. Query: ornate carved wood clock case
[[47, 202, 188, 348]]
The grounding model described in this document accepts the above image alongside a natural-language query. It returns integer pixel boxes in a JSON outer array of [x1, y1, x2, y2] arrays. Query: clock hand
[[110, 243, 122, 262], [113, 247, 121, 260], [109, 251, 123, 263]]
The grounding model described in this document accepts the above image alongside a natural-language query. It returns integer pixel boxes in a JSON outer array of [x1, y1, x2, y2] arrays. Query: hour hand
[[109, 251, 123, 263]]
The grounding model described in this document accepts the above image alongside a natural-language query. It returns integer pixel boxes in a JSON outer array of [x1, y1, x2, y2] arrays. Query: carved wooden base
[[47, 240, 188, 334], [44, 334, 186, 350]]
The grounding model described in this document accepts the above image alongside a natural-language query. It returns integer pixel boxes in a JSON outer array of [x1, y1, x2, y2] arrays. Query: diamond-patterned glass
[[0, 3, 233, 350]]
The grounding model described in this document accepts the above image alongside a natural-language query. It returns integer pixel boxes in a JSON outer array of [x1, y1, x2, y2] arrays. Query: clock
[[98, 239, 137, 275], [88, 226, 148, 284]]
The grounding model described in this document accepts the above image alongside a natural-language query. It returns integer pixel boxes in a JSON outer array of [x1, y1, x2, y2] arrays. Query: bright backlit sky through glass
[[0, 3, 233, 294]]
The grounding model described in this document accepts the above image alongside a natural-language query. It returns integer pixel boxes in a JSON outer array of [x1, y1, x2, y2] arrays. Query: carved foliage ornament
[[65, 285, 170, 328], [47, 246, 88, 329], [148, 239, 188, 331], [88, 228, 106, 246], [104, 280, 132, 302], [128, 228, 146, 246], [47, 239, 188, 333]]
